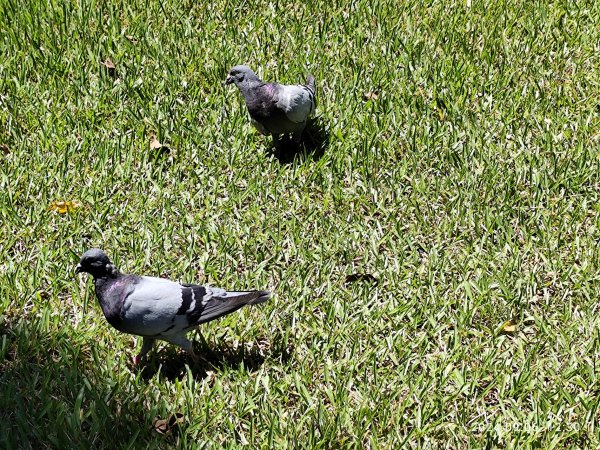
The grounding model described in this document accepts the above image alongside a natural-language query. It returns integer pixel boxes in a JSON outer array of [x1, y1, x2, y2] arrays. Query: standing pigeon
[[225, 65, 316, 145], [75, 249, 271, 364]]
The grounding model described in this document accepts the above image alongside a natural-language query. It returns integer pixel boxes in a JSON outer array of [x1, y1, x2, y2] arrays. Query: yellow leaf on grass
[[49, 201, 81, 214], [499, 320, 517, 335]]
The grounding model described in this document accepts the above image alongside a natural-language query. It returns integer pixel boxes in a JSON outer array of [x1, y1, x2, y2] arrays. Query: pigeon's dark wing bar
[[183, 285, 270, 329]]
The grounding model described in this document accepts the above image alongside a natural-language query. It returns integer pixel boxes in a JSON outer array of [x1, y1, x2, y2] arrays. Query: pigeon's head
[[225, 65, 260, 86], [76, 248, 119, 278]]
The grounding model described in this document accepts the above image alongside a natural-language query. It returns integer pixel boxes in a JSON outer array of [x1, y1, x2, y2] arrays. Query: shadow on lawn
[[0, 319, 291, 447], [270, 116, 330, 164], [138, 334, 293, 381], [0, 322, 154, 447]]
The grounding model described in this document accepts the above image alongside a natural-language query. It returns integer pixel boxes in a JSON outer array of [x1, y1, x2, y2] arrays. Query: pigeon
[[75, 249, 271, 365], [225, 65, 317, 145]]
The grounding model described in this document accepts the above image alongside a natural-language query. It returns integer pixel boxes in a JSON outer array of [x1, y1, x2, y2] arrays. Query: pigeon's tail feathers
[[305, 75, 317, 112], [188, 289, 271, 327], [222, 290, 271, 305], [248, 290, 271, 305], [305, 75, 316, 95]]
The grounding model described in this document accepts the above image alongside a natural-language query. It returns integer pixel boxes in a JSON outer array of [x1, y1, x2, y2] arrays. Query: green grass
[[1, 0, 599, 447]]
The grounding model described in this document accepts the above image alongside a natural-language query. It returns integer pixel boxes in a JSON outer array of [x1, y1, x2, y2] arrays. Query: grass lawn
[[1, 0, 599, 447]]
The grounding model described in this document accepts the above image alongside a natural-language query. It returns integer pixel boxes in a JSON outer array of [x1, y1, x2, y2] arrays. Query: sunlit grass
[[0, 0, 599, 448]]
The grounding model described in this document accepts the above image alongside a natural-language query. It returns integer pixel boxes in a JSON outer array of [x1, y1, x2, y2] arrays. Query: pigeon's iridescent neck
[[252, 83, 275, 98], [239, 80, 269, 103], [242, 79, 263, 89]]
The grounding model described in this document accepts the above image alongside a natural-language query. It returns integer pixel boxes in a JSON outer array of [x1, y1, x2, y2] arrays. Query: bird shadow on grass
[[0, 319, 293, 446], [138, 334, 293, 381], [0, 321, 159, 447], [270, 117, 330, 164]]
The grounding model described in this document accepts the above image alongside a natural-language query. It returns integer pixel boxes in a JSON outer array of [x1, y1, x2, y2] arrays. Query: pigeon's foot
[[271, 134, 282, 150], [130, 353, 149, 369], [132, 337, 155, 367], [188, 349, 213, 368], [292, 131, 303, 145]]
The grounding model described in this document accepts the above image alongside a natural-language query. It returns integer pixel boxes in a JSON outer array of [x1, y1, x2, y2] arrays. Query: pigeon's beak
[[224, 75, 233, 85], [75, 264, 83, 274]]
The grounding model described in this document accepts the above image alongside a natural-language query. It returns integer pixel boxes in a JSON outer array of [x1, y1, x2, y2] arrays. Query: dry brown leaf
[[101, 58, 116, 77], [150, 136, 163, 150], [48, 201, 81, 214], [125, 35, 139, 44], [149, 135, 172, 155], [152, 413, 184, 435], [0, 144, 9, 155], [363, 91, 379, 101]]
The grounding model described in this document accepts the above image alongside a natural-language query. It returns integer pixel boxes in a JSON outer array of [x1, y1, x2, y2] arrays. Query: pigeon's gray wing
[[116, 276, 270, 337], [116, 276, 189, 336], [274, 83, 316, 123]]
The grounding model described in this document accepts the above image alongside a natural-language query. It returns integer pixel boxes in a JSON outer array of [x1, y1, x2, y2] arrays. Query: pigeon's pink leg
[[132, 337, 155, 365]]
